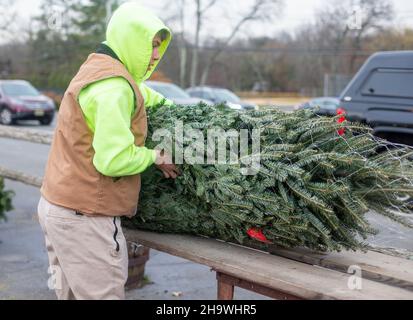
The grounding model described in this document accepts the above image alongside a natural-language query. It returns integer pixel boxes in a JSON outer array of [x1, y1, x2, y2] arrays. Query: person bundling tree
[[37, 2, 180, 300]]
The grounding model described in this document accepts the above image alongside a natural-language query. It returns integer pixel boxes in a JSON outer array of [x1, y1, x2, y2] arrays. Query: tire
[[0, 107, 14, 126], [39, 117, 53, 126]]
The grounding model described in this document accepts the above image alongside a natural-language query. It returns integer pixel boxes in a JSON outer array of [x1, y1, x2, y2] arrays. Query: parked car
[[0, 80, 55, 126], [186, 86, 259, 111], [339, 51, 413, 145], [145, 81, 213, 106], [295, 97, 340, 116]]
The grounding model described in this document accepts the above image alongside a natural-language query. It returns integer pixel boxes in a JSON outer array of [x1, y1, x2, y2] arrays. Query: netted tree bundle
[[0, 178, 13, 222], [125, 104, 413, 252]]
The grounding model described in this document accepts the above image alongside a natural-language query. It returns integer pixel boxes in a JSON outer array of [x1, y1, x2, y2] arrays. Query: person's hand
[[155, 150, 181, 179]]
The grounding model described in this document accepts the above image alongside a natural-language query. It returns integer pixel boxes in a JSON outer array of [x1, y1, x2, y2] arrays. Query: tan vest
[[41, 53, 148, 217]]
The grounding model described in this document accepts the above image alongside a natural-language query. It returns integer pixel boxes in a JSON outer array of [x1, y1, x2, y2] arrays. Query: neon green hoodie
[[78, 2, 173, 177]]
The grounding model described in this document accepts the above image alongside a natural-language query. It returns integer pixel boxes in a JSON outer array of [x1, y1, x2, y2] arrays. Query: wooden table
[[124, 230, 413, 300]]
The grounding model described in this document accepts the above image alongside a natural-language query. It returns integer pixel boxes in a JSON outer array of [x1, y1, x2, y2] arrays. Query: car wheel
[[0, 108, 14, 126], [39, 117, 53, 126]]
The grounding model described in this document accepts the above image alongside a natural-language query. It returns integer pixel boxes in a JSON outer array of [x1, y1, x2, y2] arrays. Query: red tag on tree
[[336, 108, 346, 136], [247, 228, 272, 244]]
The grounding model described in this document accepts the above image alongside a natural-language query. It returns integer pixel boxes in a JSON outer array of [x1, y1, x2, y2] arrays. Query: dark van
[[340, 51, 413, 145]]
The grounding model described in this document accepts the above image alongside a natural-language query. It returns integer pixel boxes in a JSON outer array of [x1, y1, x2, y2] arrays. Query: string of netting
[[262, 108, 413, 219]]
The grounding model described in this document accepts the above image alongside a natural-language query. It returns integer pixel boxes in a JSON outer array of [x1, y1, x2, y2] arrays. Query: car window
[[361, 69, 413, 99], [310, 100, 323, 107], [202, 91, 214, 100], [214, 89, 241, 103], [324, 102, 338, 110], [309, 98, 339, 109], [312, 100, 323, 105], [1, 83, 40, 97], [147, 83, 190, 99], [190, 90, 202, 98]]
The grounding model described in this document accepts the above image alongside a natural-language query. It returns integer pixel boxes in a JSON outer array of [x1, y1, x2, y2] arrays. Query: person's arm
[[139, 82, 173, 108], [79, 78, 156, 177]]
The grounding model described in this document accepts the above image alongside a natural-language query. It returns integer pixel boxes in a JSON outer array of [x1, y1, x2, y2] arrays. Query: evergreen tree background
[[27, 0, 121, 90], [125, 105, 413, 252]]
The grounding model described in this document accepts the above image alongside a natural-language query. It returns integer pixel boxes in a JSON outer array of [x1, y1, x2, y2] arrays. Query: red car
[[0, 80, 56, 125]]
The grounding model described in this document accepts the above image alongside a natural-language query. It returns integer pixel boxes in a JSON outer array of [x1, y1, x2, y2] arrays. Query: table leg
[[217, 272, 235, 300]]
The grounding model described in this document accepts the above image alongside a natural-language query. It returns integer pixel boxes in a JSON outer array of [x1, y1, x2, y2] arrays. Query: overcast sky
[[11, 0, 413, 39]]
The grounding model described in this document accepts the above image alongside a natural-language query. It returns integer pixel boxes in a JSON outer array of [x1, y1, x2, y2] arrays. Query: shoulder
[[80, 77, 134, 101]]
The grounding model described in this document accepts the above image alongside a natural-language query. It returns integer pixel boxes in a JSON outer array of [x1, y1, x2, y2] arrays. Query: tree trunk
[[180, 44, 188, 88], [200, 62, 210, 86], [179, 0, 187, 88], [190, 0, 202, 87]]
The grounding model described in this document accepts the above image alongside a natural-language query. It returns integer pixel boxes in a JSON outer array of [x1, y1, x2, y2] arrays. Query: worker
[[37, 2, 180, 300]]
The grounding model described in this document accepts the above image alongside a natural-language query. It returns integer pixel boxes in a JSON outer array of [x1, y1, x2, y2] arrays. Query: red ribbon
[[336, 108, 346, 136], [247, 228, 272, 244]]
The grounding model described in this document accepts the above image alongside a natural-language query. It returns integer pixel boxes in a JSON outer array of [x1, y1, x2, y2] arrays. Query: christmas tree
[[125, 104, 413, 252], [0, 178, 13, 222]]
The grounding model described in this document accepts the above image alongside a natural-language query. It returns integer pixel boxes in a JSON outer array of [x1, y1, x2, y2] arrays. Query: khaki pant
[[37, 196, 129, 300]]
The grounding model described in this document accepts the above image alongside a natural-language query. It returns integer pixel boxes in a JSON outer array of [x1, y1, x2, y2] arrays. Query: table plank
[[124, 230, 413, 300], [267, 246, 413, 291]]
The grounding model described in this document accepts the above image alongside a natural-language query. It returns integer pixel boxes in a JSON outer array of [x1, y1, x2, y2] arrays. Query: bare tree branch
[[348, 0, 394, 71], [201, 0, 218, 13], [0, 0, 17, 36], [200, 0, 282, 85]]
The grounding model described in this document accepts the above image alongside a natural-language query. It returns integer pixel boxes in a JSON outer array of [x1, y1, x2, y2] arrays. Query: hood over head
[[105, 2, 172, 83]]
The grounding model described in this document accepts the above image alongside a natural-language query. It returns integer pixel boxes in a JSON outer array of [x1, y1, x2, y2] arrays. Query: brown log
[[0, 166, 43, 188], [0, 125, 53, 145]]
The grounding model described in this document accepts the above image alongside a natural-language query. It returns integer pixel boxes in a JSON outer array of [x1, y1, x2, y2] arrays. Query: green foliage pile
[[126, 104, 413, 252], [0, 178, 14, 222]]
